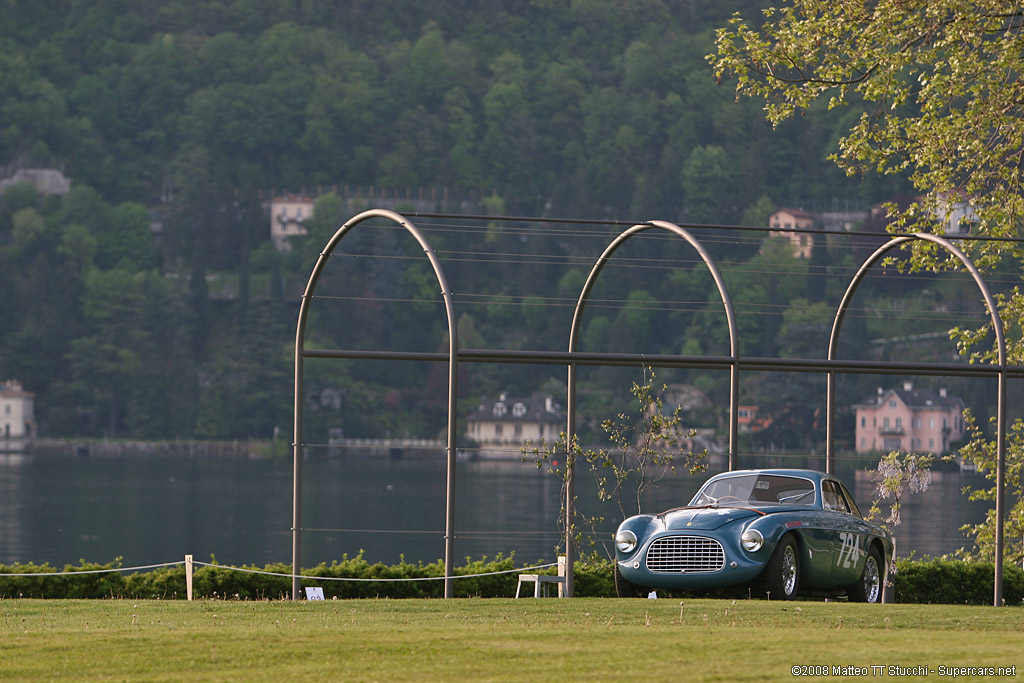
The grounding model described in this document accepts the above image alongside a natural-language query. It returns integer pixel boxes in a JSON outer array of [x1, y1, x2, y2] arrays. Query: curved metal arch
[[291, 209, 460, 599], [825, 232, 1007, 606], [563, 220, 739, 597]]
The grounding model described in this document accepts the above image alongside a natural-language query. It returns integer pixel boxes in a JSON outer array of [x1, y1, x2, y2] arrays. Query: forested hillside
[[3, 0, 899, 213], [2, 0, 988, 450]]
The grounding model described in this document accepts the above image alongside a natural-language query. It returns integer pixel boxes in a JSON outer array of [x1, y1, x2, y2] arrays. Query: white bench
[[515, 574, 565, 598], [515, 557, 566, 598]]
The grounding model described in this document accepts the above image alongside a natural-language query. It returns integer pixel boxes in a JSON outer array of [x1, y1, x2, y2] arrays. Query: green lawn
[[1, 598, 1021, 681]]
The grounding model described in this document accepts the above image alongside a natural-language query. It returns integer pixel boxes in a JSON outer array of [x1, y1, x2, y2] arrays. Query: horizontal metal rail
[[302, 347, 1021, 378], [405, 211, 1024, 243]]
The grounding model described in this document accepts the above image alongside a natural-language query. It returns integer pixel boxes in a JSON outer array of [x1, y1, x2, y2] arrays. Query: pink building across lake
[[853, 381, 965, 454]]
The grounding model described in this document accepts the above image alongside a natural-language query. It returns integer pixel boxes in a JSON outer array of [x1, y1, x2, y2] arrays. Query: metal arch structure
[[824, 232, 1008, 607], [291, 209, 460, 600], [564, 220, 740, 597], [291, 210, 1016, 605]]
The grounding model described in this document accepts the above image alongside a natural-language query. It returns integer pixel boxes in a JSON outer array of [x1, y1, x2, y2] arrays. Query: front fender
[[740, 515, 831, 584], [614, 515, 660, 563], [616, 514, 777, 590]]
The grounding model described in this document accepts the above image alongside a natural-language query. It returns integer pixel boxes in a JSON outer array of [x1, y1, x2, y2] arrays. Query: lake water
[[0, 449, 992, 570]]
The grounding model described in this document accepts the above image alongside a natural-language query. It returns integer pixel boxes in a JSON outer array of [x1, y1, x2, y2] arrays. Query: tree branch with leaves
[[867, 450, 934, 585], [957, 410, 1024, 564], [524, 368, 707, 561], [710, 1, 1024, 269], [869, 450, 934, 528]]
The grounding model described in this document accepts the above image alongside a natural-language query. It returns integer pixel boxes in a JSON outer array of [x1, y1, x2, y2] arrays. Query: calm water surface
[[0, 450, 991, 569]]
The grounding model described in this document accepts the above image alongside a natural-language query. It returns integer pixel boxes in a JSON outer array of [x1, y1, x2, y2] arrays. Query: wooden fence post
[[185, 554, 193, 601]]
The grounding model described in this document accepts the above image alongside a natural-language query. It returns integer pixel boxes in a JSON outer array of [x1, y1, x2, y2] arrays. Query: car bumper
[[616, 531, 767, 589]]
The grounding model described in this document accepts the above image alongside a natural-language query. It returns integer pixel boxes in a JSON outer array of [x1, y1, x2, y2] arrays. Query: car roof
[[705, 469, 833, 484]]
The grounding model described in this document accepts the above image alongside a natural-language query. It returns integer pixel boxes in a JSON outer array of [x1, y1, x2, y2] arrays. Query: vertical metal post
[[441, 273, 459, 599], [291, 294, 309, 600], [995, 369, 1006, 606], [825, 371, 836, 474], [728, 363, 739, 471], [564, 363, 577, 598]]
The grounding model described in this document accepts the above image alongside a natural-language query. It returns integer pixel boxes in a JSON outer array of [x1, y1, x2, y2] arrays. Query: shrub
[[573, 558, 615, 597], [0, 560, 126, 599], [1, 556, 1021, 603], [302, 555, 446, 599], [123, 565, 187, 599], [193, 562, 292, 601], [893, 558, 1024, 606]]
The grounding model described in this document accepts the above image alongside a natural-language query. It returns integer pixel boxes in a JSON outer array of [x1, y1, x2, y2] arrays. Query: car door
[[822, 479, 867, 582]]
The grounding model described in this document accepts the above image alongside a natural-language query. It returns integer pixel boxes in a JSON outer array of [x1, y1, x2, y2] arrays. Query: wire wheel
[[760, 535, 799, 600], [850, 547, 883, 603], [780, 545, 797, 594]]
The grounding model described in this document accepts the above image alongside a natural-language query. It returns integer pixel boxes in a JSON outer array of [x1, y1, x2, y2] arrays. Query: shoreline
[[25, 437, 279, 459]]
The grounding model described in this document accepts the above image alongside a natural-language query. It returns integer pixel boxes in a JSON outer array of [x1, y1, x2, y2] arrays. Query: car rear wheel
[[614, 564, 649, 598], [848, 546, 884, 603], [759, 535, 799, 600]]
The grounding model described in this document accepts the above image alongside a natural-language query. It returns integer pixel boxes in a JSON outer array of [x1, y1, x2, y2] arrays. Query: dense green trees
[[0, 0, 977, 445], [3, 0, 883, 213]]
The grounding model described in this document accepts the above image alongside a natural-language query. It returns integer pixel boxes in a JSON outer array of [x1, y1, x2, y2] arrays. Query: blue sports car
[[614, 469, 893, 602]]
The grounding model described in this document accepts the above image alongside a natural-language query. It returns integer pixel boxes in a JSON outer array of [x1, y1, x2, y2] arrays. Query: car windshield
[[690, 474, 816, 507]]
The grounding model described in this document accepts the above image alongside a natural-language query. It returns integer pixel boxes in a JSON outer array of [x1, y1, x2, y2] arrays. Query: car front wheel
[[759, 535, 799, 600], [848, 546, 884, 603], [614, 564, 649, 598]]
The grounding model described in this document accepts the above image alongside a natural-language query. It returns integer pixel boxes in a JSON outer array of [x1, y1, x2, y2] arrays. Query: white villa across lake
[[0, 380, 35, 448]]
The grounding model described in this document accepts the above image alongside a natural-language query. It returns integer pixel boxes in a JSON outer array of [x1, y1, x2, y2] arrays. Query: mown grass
[[1, 598, 1021, 681]]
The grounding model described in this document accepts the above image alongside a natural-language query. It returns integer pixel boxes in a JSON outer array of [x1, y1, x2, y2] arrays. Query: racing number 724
[[836, 531, 862, 569]]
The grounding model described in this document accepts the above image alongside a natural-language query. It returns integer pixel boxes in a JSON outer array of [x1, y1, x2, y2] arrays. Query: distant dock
[[326, 437, 446, 460], [26, 438, 275, 458]]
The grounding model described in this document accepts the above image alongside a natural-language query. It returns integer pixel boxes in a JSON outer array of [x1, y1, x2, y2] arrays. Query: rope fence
[[0, 561, 182, 577], [0, 556, 562, 600], [189, 560, 558, 582]]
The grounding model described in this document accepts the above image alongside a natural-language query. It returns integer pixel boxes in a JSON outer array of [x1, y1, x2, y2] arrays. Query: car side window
[[822, 480, 850, 513], [838, 483, 862, 518]]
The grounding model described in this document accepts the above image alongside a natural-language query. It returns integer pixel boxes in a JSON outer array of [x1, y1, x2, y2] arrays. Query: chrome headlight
[[740, 528, 764, 552], [615, 529, 638, 554]]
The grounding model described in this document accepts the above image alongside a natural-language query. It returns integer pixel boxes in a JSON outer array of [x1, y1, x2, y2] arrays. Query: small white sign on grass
[[304, 587, 325, 600]]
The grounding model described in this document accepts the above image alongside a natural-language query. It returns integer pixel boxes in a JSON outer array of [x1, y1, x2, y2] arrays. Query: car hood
[[659, 506, 763, 530]]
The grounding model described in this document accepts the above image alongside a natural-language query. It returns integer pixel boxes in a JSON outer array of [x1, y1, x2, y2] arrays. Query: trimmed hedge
[[893, 558, 1024, 606], [0, 556, 1020, 603], [0, 556, 611, 600]]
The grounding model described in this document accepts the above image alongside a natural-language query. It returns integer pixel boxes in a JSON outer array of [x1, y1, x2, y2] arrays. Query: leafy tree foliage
[[711, 1, 1024, 259], [958, 412, 1024, 566], [711, 0, 1024, 560]]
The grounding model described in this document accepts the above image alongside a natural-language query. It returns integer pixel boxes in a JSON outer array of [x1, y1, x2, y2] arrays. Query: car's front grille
[[646, 535, 725, 573]]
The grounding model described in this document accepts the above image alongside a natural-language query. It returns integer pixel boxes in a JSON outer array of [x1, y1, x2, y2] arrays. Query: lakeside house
[[465, 392, 563, 459], [768, 207, 816, 259], [853, 381, 965, 454], [0, 380, 35, 448]]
